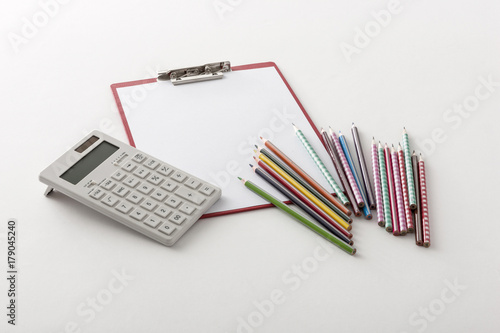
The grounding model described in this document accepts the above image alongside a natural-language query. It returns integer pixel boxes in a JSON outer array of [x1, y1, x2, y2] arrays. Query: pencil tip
[[237, 177, 242, 180], [352, 122, 355, 126], [249, 164, 253, 167]]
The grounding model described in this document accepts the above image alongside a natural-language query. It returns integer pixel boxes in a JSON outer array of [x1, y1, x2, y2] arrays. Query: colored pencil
[[384, 143, 399, 235], [419, 154, 430, 247], [412, 152, 423, 245], [330, 128, 365, 208], [254, 157, 352, 239], [260, 137, 351, 216], [257, 152, 351, 231], [391, 145, 407, 235], [402, 128, 417, 209], [371, 139, 384, 226], [256, 145, 352, 223], [398, 144, 414, 232], [379, 142, 392, 231], [239, 177, 356, 255], [351, 123, 376, 209], [321, 129, 361, 217], [250, 164, 353, 245], [293, 124, 349, 206], [339, 131, 372, 219]]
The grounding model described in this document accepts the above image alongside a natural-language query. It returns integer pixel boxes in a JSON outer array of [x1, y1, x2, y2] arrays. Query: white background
[[1, 1, 500, 332]]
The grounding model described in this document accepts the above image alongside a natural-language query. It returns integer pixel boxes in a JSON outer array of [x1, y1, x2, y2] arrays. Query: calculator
[[39, 130, 222, 246]]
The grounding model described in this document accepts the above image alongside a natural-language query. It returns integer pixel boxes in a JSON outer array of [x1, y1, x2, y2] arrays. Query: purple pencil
[[329, 127, 364, 208], [371, 138, 384, 226], [391, 145, 407, 235]]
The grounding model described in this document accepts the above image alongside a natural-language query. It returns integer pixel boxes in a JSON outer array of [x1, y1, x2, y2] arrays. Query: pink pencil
[[371, 138, 384, 226], [419, 154, 430, 247], [384, 144, 399, 235], [330, 127, 364, 208], [391, 145, 407, 235]]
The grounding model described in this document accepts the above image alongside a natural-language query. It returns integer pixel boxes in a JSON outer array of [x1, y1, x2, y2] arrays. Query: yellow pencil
[[258, 153, 351, 231]]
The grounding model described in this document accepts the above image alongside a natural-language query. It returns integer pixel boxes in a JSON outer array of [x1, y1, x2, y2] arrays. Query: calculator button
[[137, 183, 154, 195], [130, 208, 148, 221], [116, 202, 133, 214], [111, 170, 126, 181], [179, 204, 196, 215], [175, 187, 206, 205], [160, 180, 177, 192], [140, 199, 158, 211], [158, 222, 177, 235], [112, 186, 129, 197], [101, 179, 116, 190], [157, 165, 174, 176], [199, 185, 215, 196], [126, 192, 144, 204], [133, 167, 150, 179], [168, 213, 186, 225], [89, 188, 106, 200], [122, 161, 137, 172], [171, 171, 187, 183], [145, 159, 159, 170], [154, 206, 173, 218], [165, 196, 182, 208], [132, 153, 147, 163], [151, 189, 168, 202], [144, 216, 162, 228], [185, 178, 201, 189], [147, 174, 163, 185], [102, 195, 119, 207], [124, 177, 140, 188]]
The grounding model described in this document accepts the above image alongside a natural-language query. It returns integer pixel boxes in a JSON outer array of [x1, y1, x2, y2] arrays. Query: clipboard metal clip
[[157, 61, 231, 85]]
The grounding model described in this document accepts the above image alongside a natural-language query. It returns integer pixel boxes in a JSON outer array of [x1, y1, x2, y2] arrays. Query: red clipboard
[[111, 62, 326, 218]]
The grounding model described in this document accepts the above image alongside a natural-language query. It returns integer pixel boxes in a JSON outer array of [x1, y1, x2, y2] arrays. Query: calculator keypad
[[87, 152, 221, 246]]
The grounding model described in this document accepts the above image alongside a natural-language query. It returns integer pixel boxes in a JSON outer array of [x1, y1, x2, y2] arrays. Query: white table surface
[[1, 1, 499, 332]]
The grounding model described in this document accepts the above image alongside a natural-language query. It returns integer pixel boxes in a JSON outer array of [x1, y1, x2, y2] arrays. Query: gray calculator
[[39, 130, 221, 246]]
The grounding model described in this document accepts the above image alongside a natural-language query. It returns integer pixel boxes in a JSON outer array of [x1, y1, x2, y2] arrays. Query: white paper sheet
[[114, 65, 339, 215]]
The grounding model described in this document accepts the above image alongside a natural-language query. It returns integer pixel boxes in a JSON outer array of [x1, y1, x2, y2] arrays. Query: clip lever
[[158, 61, 231, 85]]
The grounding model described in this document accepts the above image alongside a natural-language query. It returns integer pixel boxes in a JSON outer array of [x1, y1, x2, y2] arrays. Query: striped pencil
[[402, 128, 417, 209], [412, 151, 423, 246], [239, 177, 356, 255], [260, 137, 351, 217], [398, 144, 414, 232], [379, 142, 392, 231], [339, 131, 372, 219], [257, 152, 351, 231], [321, 129, 361, 217], [329, 127, 364, 208], [371, 139, 384, 226], [391, 145, 407, 235], [351, 123, 376, 209], [255, 147, 351, 222], [385, 144, 399, 235], [419, 154, 430, 247], [250, 163, 352, 244], [293, 124, 349, 206]]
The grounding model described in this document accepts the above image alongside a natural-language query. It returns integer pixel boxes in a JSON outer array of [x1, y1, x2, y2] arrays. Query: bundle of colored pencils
[[370, 128, 430, 247], [239, 124, 430, 256]]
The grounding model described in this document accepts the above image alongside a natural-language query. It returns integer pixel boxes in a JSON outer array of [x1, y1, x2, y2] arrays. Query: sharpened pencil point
[[249, 164, 253, 167], [237, 177, 242, 180]]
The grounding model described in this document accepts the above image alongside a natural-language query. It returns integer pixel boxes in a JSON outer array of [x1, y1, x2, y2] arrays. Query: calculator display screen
[[60, 141, 119, 185]]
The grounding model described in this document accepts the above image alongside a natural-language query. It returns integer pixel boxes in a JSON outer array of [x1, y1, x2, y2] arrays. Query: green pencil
[[239, 177, 356, 255]]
